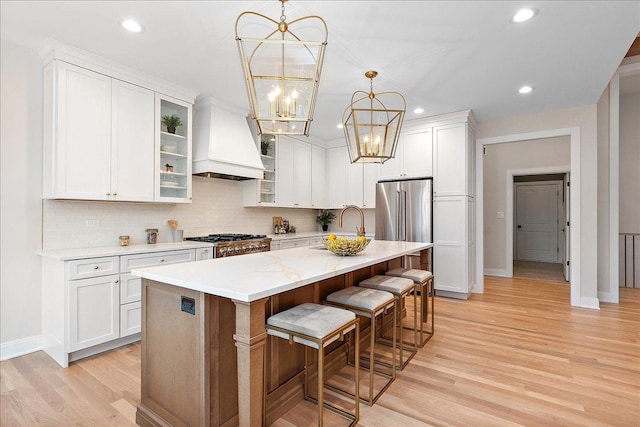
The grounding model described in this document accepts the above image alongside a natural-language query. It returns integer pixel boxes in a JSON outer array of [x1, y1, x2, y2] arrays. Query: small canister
[[119, 235, 130, 246], [145, 228, 159, 244]]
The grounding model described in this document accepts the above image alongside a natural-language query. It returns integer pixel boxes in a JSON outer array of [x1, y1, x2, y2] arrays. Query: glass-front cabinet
[[259, 134, 277, 204], [156, 95, 192, 203]]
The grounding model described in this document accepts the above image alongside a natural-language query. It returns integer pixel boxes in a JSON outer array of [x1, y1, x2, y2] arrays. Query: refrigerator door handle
[[402, 189, 407, 240], [396, 190, 402, 239]]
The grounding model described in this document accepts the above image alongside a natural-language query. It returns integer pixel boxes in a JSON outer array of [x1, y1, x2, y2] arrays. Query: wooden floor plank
[[1, 276, 638, 426]]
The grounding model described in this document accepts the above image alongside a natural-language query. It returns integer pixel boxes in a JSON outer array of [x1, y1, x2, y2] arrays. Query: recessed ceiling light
[[518, 85, 534, 94], [413, 107, 424, 114], [337, 123, 344, 129], [121, 19, 144, 33], [511, 8, 538, 23]]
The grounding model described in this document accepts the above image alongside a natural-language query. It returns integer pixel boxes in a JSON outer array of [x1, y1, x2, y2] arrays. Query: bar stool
[[358, 275, 418, 369], [325, 286, 397, 405], [386, 268, 434, 347], [265, 303, 360, 426]]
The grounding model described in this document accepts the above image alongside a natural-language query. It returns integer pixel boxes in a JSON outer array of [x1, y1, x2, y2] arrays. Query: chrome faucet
[[339, 205, 366, 236]]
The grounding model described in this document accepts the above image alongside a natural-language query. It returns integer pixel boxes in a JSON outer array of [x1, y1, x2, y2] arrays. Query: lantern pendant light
[[235, 0, 328, 136], [343, 71, 406, 164]]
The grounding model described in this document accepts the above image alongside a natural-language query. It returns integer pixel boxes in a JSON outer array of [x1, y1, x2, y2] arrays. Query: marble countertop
[[132, 240, 433, 302], [37, 241, 215, 261]]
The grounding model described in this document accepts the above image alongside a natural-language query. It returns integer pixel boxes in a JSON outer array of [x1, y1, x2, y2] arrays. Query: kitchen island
[[132, 240, 432, 427]]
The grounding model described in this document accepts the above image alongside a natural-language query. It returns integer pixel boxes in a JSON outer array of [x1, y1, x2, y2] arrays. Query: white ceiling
[[2, 1, 639, 141]]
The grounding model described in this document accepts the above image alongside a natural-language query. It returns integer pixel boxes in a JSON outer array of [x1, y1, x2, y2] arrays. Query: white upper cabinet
[[326, 146, 378, 209], [155, 95, 192, 203], [44, 62, 113, 200], [112, 79, 156, 201], [311, 145, 326, 208], [41, 41, 197, 203], [379, 128, 432, 180], [327, 147, 348, 209], [433, 121, 473, 197], [277, 137, 312, 208]]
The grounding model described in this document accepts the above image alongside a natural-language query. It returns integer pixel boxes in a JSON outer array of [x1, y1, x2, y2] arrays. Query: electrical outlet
[[86, 219, 100, 228]]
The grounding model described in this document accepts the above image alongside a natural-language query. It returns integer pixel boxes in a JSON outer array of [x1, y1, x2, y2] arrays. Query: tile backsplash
[[42, 176, 318, 250]]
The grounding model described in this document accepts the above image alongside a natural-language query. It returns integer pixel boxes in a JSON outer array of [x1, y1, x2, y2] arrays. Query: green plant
[[161, 114, 183, 128], [315, 209, 336, 226], [260, 138, 271, 155]]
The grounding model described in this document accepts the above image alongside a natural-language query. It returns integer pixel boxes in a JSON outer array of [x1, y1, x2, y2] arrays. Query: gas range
[[185, 234, 271, 257]]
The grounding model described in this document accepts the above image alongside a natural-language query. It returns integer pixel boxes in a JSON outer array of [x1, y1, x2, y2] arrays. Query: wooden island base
[[136, 249, 431, 427]]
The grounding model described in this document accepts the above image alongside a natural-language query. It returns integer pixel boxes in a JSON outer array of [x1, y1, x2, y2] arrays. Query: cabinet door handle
[[106, 192, 111, 196], [114, 280, 119, 284], [113, 192, 118, 196], [94, 266, 100, 270], [160, 258, 165, 262]]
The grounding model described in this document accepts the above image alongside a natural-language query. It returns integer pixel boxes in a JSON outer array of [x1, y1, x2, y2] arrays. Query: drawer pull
[[94, 266, 100, 270], [160, 258, 165, 262]]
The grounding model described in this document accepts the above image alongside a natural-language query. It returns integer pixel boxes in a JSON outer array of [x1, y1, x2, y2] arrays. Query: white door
[[515, 182, 561, 262], [563, 174, 571, 281]]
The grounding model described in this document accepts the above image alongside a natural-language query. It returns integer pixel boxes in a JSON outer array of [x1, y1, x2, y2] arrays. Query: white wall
[[619, 91, 640, 233], [483, 137, 570, 274], [0, 40, 43, 357], [476, 104, 599, 307]]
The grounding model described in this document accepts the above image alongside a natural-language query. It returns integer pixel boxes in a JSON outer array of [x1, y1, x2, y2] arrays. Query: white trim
[[484, 268, 508, 277], [578, 297, 600, 310], [508, 171, 568, 276], [477, 127, 582, 307], [606, 61, 640, 302], [1, 335, 42, 361]]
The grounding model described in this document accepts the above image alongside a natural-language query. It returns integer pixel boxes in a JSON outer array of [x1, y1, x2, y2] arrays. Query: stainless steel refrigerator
[[375, 177, 433, 248]]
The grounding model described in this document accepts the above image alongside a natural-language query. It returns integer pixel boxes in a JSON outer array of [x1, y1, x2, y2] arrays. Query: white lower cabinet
[[433, 195, 476, 298], [271, 235, 327, 251], [69, 274, 120, 352], [41, 247, 204, 367], [120, 301, 142, 337]]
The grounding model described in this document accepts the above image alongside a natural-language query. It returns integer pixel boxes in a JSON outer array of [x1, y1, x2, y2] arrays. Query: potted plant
[[260, 138, 271, 155], [316, 209, 336, 232], [162, 115, 183, 134]]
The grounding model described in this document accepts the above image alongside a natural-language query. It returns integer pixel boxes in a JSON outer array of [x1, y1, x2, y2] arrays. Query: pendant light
[[235, 0, 328, 136], [343, 71, 406, 164]]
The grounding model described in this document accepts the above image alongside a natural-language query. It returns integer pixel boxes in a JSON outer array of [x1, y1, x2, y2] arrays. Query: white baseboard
[[1, 335, 43, 361], [484, 268, 508, 277], [578, 297, 600, 310]]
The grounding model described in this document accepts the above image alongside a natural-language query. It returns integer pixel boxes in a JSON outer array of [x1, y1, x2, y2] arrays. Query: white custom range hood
[[192, 97, 264, 180]]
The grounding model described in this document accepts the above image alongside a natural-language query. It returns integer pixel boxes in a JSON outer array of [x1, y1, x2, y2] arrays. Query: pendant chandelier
[[235, 0, 328, 136], [343, 71, 406, 164]]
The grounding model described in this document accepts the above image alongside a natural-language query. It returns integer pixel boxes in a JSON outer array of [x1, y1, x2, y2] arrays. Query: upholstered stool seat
[[358, 275, 417, 369], [266, 303, 360, 426], [326, 287, 397, 405], [386, 268, 435, 347]]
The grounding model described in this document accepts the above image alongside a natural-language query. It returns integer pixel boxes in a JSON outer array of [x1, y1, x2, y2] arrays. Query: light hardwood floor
[[2, 276, 639, 426], [513, 260, 566, 282]]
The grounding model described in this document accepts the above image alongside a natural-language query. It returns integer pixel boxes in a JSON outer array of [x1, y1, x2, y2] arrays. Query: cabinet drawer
[[195, 247, 214, 261], [68, 256, 120, 280], [120, 301, 141, 337], [309, 237, 325, 246], [279, 238, 310, 250], [120, 249, 194, 273]]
